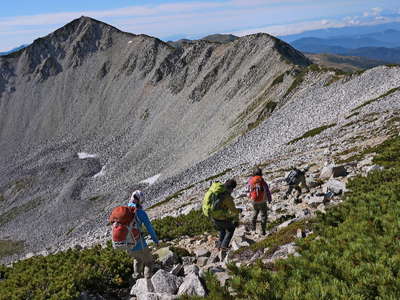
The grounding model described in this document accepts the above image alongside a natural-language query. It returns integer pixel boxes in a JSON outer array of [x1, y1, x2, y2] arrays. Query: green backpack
[[202, 182, 226, 217]]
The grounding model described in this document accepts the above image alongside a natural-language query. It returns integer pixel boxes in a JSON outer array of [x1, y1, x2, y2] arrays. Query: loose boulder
[[151, 269, 182, 295], [177, 273, 206, 297]]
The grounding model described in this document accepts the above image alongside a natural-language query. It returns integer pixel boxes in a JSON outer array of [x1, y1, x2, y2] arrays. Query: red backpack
[[249, 176, 266, 202], [109, 206, 140, 250]]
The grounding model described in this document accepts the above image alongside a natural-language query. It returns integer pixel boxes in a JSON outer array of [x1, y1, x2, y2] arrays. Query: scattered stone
[[324, 179, 346, 195], [296, 228, 303, 238], [183, 264, 200, 275], [194, 249, 210, 258], [305, 196, 325, 208], [177, 273, 206, 297], [196, 257, 208, 267], [215, 272, 230, 287], [207, 251, 220, 264], [181, 256, 196, 265], [365, 165, 384, 174], [277, 217, 298, 230], [269, 242, 298, 261]]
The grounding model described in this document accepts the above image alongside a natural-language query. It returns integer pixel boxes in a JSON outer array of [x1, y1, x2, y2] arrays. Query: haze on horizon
[[1, 0, 399, 52]]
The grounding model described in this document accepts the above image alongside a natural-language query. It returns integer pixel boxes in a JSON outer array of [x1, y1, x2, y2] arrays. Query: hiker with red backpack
[[109, 190, 159, 279], [247, 167, 272, 235]]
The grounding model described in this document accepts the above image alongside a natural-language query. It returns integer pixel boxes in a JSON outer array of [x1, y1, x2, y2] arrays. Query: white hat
[[129, 190, 145, 204]]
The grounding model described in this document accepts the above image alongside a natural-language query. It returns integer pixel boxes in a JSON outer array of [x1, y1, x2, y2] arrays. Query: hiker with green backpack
[[202, 179, 241, 260]]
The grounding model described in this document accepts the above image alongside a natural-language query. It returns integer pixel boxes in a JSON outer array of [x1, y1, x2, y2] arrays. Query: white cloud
[[0, 0, 399, 51]]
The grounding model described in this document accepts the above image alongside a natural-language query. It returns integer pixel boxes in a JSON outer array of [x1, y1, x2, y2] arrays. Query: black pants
[[212, 219, 237, 249]]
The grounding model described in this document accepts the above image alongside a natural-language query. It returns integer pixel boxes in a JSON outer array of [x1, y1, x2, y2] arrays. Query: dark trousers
[[212, 219, 237, 249], [251, 202, 268, 233], [285, 174, 309, 198]]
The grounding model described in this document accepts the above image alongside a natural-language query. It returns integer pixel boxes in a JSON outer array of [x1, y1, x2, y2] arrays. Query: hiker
[[284, 167, 310, 200], [202, 179, 241, 260], [127, 190, 159, 279], [247, 167, 272, 235]]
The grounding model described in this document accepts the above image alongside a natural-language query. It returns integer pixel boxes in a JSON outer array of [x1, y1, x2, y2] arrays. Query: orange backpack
[[109, 206, 140, 250], [249, 176, 266, 202]]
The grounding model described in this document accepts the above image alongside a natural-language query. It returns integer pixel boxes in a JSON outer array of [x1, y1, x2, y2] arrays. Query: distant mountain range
[[280, 22, 400, 43], [289, 28, 400, 63], [0, 44, 28, 56]]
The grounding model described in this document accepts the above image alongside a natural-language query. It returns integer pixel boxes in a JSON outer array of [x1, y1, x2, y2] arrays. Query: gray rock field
[[0, 16, 399, 263]]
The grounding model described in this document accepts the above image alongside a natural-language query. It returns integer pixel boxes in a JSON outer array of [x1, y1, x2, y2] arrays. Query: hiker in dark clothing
[[247, 167, 272, 235], [284, 167, 310, 200]]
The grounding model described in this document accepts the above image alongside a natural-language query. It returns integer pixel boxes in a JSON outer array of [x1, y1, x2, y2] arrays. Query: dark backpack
[[285, 169, 302, 185]]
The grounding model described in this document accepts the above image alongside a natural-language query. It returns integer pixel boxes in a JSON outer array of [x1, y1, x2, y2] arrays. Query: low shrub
[[152, 209, 216, 241], [0, 243, 132, 300], [288, 123, 336, 145]]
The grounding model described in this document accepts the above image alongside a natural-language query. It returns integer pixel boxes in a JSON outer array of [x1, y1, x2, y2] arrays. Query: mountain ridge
[[0, 16, 314, 260]]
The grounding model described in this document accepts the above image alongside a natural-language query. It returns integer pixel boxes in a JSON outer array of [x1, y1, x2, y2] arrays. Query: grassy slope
[[192, 134, 400, 300]]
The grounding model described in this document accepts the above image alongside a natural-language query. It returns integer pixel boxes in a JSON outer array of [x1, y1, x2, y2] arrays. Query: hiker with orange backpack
[[247, 167, 272, 235], [109, 190, 159, 279]]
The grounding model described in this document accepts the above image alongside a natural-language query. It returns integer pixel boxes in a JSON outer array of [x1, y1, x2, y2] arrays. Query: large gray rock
[[130, 278, 154, 296], [177, 273, 206, 297], [319, 164, 334, 179], [151, 269, 182, 295], [324, 179, 346, 195]]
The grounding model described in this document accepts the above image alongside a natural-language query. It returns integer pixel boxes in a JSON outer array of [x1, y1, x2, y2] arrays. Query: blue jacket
[[127, 203, 159, 251]]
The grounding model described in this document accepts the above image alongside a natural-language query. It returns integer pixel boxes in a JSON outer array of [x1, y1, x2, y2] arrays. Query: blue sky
[[1, 0, 399, 51]]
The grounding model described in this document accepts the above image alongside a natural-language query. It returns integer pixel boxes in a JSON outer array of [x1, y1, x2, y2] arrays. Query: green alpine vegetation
[[152, 209, 216, 241], [351, 86, 400, 112], [0, 243, 133, 300], [193, 134, 400, 300], [288, 123, 336, 145]]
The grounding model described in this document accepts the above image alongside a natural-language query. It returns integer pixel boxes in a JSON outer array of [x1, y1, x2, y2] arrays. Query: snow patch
[[77, 152, 97, 159], [93, 166, 106, 178], [140, 174, 161, 185]]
